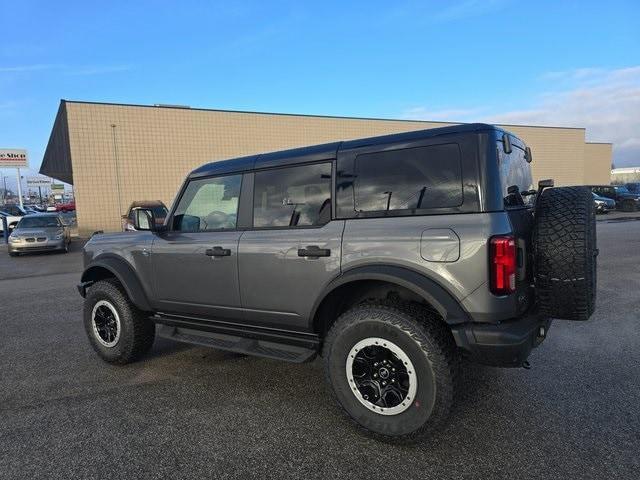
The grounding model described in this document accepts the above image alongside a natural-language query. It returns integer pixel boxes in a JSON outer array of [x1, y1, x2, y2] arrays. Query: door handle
[[298, 245, 331, 258], [205, 246, 231, 257]]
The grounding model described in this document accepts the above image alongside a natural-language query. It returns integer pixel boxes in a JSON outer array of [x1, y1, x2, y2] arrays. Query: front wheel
[[83, 279, 155, 364], [323, 303, 458, 441]]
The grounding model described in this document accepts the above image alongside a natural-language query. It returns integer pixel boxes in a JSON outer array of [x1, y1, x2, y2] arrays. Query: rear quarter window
[[497, 142, 533, 206], [352, 143, 463, 215]]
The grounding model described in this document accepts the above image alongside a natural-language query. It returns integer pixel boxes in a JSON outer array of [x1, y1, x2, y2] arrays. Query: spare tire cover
[[533, 187, 597, 320]]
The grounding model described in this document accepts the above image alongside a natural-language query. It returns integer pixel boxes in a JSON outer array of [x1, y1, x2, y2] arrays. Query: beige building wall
[[59, 102, 612, 234], [584, 143, 613, 185]]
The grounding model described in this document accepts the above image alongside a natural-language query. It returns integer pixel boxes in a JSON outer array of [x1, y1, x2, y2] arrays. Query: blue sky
[[1, 0, 639, 188]]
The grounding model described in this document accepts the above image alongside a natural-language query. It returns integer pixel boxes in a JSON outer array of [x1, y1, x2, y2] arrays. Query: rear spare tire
[[533, 187, 597, 320]]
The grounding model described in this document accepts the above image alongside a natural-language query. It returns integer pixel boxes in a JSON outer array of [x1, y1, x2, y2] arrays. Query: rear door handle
[[298, 245, 331, 258], [205, 246, 231, 257]]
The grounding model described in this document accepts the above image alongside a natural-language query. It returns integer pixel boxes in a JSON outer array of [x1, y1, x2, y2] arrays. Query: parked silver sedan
[[8, 213, 71, 256]]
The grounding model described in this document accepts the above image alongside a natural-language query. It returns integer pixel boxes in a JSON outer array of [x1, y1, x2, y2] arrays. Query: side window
[[172, 174, 242, 232], [497, 142, 534, 207], [253, 163, 331, 228], [353, 144, 463, 214]]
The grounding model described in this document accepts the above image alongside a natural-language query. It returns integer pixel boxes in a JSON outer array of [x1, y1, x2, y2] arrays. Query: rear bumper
[[451, 314, 551, 367]]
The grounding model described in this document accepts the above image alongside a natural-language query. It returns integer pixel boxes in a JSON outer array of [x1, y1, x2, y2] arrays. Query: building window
[[172, 174, 242, 231], [253, 163, 331, 228], [353, 143, 463, 214]]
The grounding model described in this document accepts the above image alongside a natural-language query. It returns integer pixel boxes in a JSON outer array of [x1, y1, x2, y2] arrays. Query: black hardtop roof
[[190, 123, 508, 178]]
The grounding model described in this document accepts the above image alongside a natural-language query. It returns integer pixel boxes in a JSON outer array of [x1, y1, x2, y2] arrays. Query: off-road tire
[[533, 186, 597, 320], [323, 302, 458, 442], [83, 279, 155, 364]]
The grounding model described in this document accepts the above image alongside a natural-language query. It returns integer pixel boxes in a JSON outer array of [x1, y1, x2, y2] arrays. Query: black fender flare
[[80, 254, 153, 311], [310, 265, 471, 327]]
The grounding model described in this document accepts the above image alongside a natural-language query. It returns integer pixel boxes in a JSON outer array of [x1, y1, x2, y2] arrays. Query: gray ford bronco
[[79, 124, 597, 441]]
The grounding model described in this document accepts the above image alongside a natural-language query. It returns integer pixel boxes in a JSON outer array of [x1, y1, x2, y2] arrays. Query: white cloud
[[0, 64, 57, 73], [400, 66, 640, 167], [487, 66, 640, 167], [0, 64, 131, 76], [66, 65, 131, 76]]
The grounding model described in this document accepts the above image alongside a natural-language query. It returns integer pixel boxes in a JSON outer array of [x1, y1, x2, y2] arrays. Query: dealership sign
[[51, 183, 65, 192], [0, 148, 28, 168], [27, 177, 52, 187]]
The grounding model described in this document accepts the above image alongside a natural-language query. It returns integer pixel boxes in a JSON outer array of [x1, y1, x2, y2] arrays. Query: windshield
[[17, 216, 61, 228], [614, 186, 630, 194]]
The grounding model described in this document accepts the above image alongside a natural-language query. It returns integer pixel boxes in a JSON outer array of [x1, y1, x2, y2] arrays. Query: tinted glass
[[253, 163, 331, 228], [3, 205, 21, 216], [614, 186, 630, 194], [497, 142, 534, 207], [173, 174, 242, 231], [353, 144, 462, 214], [152, 206, 168, 219], [18, 216, 61, 228]]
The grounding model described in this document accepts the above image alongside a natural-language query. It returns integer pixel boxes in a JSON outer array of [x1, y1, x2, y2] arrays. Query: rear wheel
[[534, 186, 597, 320], [323, 302, 458, 441], [83, 279, 155, 364]]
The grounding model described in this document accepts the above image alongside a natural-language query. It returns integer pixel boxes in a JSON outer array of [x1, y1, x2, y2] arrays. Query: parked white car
[[0, 211, 23, 232]]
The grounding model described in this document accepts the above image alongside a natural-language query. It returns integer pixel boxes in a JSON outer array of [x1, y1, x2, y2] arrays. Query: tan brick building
[[40, 100, 612, 235]]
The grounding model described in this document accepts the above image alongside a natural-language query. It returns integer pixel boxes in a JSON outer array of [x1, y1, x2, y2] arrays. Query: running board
[[153, 314, 318, 363]]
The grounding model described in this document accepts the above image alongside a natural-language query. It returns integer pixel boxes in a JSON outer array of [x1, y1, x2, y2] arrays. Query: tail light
[[490, 235, 516, 295]]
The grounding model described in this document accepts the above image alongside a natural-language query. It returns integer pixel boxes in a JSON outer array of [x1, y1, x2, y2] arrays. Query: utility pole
[[111, 124, 123, 218], [16, 167, 24, 208]]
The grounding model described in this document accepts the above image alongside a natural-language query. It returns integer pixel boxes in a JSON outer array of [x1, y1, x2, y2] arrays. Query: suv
[[625, 182, 640, 195], [78, 124, 597, 441], [589, 185, 640, 211]]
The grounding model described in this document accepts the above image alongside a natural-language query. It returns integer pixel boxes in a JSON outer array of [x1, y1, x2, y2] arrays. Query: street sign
[[27, 177, 52, 187], [51, 183, 65, 192], [0, 149, 28, 168]]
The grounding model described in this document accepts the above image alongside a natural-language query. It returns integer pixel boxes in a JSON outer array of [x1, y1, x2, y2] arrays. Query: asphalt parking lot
[[1, 219, 639, 480]]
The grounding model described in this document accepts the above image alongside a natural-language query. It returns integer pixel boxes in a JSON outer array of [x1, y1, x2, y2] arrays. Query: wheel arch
[[80, 255, 152, 312], [311, 265, 470, 336]]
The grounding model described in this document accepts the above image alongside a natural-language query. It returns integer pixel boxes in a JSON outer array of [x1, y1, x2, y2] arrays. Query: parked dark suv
[[625, 182, 640, 195], [78, 124, 597, 441], [588, 185, 640, 211]]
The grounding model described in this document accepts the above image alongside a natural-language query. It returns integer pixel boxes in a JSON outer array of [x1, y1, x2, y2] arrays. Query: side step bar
[[153, 313, 319, 363]]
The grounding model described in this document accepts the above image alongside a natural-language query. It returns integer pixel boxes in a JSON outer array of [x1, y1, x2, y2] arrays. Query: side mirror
[[525, 146, 533, 163], [132, 208, 155, 231], [502, 133, 512, 154], [538, 179, 554, 189]]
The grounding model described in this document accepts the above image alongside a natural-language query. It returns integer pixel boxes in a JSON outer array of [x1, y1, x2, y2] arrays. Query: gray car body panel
[[237, 220, 344, 330]]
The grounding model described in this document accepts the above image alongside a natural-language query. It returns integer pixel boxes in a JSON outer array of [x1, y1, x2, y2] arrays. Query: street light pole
[[111, 124, 123, 219], [16, 167, 24, 208]]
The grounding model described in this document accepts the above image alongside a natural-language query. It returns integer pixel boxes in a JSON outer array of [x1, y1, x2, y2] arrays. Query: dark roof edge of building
[[60, 99, 587, 132]]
